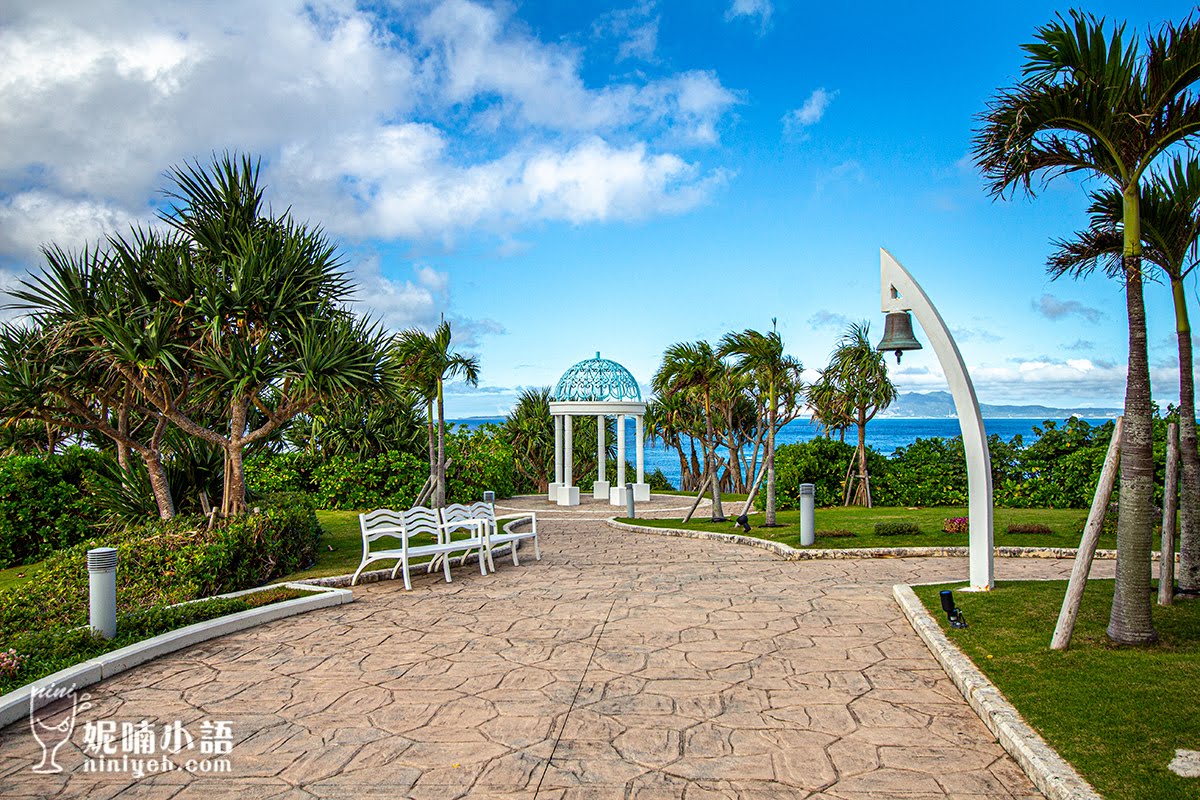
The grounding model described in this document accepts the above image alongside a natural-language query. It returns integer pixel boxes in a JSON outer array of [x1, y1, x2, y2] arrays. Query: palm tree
[[719, 324, 804, 526], [1048, 157, 1200, 594], [813, 322, 896, 507], [645, 393, 699, 490], [392, 320, 479, 507], [653, 341, 726, 521], [972, 11, 1200, 644], [505, 387, 555, 492], [807, 370, 854, 442]]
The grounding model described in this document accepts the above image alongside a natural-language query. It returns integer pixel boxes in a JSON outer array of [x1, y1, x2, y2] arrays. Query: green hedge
[[0, 448, 107, 569], [246, 425, 519, 510], [0, 498, 321, 640]]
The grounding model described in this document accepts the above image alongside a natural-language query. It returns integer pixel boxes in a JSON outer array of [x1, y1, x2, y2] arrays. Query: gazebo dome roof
[[551, 352, 642, 403]]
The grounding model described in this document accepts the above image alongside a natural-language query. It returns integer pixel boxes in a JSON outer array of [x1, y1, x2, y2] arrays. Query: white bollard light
[[626, 482, 635, 518], [87, 547, 118, 639], [799, 484, 815, 546]]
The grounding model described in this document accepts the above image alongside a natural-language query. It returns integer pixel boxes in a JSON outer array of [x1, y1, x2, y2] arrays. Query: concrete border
[[0, 581, 352, 730], [892, 583, 1101, 800], [604, 518, 1187, 563]]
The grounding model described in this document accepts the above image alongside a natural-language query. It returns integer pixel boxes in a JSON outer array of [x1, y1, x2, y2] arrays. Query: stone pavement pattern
[[0, 505, 1111, 799]]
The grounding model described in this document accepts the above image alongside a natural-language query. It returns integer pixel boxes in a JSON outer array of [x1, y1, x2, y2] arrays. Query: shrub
[[0, 500, 320, 640], [0, 448, 107, 568], [874, 521, 920, 536], [816, 529, 856, 538], [942, 517, 969, 534], [766, 438, 890, 510], [1006, 523, 1053, 535]]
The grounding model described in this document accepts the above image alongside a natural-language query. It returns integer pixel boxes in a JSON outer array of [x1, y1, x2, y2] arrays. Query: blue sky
[[1, 0, 1196, 416]]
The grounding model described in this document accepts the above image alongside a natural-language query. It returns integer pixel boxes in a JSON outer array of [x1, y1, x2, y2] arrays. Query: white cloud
[[1033, 293, 1103, 323], [0, 0, 738, 264], [350, 259, 502, 346], [725, 0, 774, 32], [595, 3, 660, 62], [808, 310, 852, 330], [783, 88, 837, 137]]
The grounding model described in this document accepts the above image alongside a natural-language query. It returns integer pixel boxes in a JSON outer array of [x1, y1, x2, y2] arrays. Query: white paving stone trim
[[0, 582, 351, 730], [605, 518, 1140, 561], [893, 583, 1102, 800]]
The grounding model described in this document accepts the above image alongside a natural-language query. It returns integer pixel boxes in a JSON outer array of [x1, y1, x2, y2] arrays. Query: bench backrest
[[359, 508, 406, 544], [441, 502, 492, 535]]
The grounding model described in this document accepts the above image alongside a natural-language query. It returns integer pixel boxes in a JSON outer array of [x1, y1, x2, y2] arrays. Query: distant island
[[879, 391, 1120, 420]]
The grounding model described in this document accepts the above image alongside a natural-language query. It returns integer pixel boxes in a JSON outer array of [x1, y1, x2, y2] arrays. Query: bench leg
[[401, 559, 412, 591], [533, 534, 541, 560], [351, 559, 370, 586], [442, 552, 453, 583], [478, 546, 488, 576]]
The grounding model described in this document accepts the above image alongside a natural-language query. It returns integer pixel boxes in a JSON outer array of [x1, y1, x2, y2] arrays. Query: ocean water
[[452, 416, 1112, 490]]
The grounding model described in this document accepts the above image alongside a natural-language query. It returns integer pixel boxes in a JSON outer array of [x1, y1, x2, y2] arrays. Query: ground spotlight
[[735, 513, 750, 533], [939, 590, 968, 629]]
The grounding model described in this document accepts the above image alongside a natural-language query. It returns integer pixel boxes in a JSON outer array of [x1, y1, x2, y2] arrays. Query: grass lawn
[[914, 580, 1199, 800], [623, 505, 1108, 550], [0, 560, 41, 593]]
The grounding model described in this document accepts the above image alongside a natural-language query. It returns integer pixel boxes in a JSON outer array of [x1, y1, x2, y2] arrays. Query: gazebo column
[[593, 414, 609, 500], [610, 414, 628, 506], [633, 414, 650, 501], [558, 414, 579, 506], [549, 414, 563, 501]]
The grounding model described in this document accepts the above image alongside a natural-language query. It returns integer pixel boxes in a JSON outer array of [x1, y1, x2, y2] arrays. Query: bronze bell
[[876, 311, 923, 362]]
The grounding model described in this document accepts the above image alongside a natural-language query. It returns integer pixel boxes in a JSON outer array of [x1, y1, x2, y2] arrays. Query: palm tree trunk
[[705, 392, 725, 520], [765, 388, 777, 526], [143, 451, 176, 519], [854, 408, 870, 508], [436, 379, 446, 507], [1107, 215, 1158, 644], [426, 397, 437, 503], [1172, 277, 1200, 593], [689, 438, 701, 491], [116, 406, 131, 473], [223, 399, 250, 516]]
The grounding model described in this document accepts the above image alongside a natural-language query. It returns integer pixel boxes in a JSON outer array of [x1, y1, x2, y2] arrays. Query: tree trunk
[[1107, 208, 1158, 644], [689, 438, 701, 491], [704, 392, 724, 520], [853, 408, 871, 508], [426, 398, 437, 505], [116, 406, 131, 473], [436, 379, 446, 507], [143, 451, 176, 519], [1172, 278, 1200, 593], [765, 387, 777, 526], [223, 400, 250, 516]]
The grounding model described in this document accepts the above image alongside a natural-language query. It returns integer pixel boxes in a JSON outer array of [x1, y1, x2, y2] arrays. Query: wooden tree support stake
[[1051, 416, 1123, 651], [683, 472, 714, 523], [1159, 421, 1179, 607]]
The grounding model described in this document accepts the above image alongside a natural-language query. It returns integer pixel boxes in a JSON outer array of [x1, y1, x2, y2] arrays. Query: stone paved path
[[0, 510, 1111, 799]]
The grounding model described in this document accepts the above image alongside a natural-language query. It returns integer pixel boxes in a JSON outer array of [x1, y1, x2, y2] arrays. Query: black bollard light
[[939, 590, 968, 629]]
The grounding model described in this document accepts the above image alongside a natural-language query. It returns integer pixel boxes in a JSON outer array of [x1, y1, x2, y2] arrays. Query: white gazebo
[[548, 353, 650, 507]]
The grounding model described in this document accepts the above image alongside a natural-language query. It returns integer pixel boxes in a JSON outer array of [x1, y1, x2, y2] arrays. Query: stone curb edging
[[0, 582, 352, 730], [604, 518, 1133, 561], [892, 584, 1102, 800]]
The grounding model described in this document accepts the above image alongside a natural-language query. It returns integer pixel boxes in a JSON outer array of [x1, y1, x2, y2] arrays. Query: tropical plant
[[505, 387, 555, 492], [972, 10, 1200, 643], [719, 323, 804, 525], [810, 322, 896, 507], [653, 341, 726, 520], [1048, 157, 1200, 592], [391, 320, 479, 507]]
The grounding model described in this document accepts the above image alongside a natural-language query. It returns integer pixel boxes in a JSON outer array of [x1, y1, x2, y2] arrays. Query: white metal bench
[[352, 506, 487, 590], [467, 500, 540, 567]]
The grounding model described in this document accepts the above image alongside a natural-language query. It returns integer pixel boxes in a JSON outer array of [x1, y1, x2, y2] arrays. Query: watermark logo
[[28, 682, 234, 777], [29, 683, 91, 774]]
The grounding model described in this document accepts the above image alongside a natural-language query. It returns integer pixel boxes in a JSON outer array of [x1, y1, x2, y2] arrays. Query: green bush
[[765, 438, 890, 509], [1007, 523, 1053, 534], [0, 448, 107, 568], [874, 520, 920, 536], [0, 501, 320, 639], [943, 517, 969, 534]]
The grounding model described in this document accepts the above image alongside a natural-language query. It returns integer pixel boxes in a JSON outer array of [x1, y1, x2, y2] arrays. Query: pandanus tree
[[972, 10, 1200, 643], [11, 155, 390, 516], [645, 392, 703, 490], [392, 320, 479, 507], [1048, 157, 1200, 593], [719, 324, 804, 526], [653, 341, 726, 521], [811, 322, 896, 507], [4, 241, 181, 517]]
